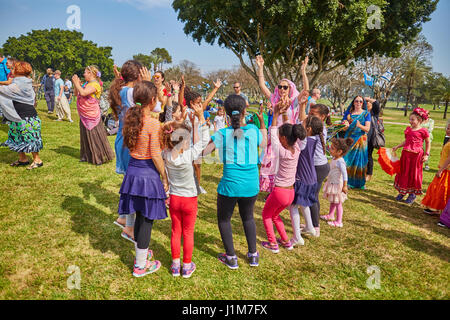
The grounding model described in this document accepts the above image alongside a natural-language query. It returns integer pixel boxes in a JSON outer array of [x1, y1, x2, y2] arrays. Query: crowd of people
[[0, 54, 448, 279]]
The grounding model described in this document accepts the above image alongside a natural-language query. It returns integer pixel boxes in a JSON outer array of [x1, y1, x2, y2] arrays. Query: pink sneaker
[[133, 260, 161, 277]]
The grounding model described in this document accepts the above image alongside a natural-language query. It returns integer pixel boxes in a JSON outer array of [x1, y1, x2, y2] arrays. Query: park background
[[0, 0, 449, 299]]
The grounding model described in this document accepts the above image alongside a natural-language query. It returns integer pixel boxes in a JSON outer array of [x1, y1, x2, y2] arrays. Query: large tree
[[173, 0, 438, 88], [1, 28, 114, 81]]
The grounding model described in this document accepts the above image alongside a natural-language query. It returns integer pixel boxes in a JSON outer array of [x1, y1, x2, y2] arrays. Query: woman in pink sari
[[256, 55, 309, 192], [72, 65, 114, 165]]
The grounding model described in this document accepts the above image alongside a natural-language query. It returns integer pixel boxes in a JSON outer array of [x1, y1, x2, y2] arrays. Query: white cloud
[[115, 0, 173, 10]]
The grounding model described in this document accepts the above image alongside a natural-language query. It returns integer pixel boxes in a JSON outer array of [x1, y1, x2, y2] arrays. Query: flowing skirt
[[79, 120, 115, 165], [118, 158, 167, 220], [5, 116, 43, 153], [55, 95, 72, 120], [344, 134, 368, 189], [421, 170, 450, 211], [394, 150, 424, 195]]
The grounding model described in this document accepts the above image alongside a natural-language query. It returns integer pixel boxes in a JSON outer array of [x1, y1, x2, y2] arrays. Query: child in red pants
[[161, 102, 210, 278], [261, 103, 307, 253]]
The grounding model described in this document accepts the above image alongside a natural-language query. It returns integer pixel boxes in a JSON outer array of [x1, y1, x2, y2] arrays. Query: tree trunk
[[404, 91, 410, 117]]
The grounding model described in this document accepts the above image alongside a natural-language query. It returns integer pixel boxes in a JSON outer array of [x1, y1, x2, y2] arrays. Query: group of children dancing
[[106, 59, 449, 279]]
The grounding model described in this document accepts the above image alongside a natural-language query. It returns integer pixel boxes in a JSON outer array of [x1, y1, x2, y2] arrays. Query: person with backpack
[[365, 97, 383, 182]]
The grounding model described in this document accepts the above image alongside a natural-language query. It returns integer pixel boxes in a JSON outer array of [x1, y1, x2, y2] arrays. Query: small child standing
[[213, 106, 227, 132], [260, 105, 307, 253], [320, 138, 354, 227], [118, 81, 169, 277], [161, 102, 210, 278], [392, 108, 431, 204]]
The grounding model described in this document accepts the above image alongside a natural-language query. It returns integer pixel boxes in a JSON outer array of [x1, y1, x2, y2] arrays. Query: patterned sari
[[343, 111, 370, 189]]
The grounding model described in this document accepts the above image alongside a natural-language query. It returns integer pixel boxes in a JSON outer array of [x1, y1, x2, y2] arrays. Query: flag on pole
[[364, 73, 374, 87], [381, 71, 393, 82]]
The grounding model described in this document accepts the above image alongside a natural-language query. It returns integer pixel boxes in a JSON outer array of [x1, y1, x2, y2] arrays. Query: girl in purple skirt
[[119, 81, 169, 277], [289, 116, 325, 244]]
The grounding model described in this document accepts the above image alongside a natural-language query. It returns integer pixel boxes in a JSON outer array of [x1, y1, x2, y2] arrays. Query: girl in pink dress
[[392, 108, 431, 204]]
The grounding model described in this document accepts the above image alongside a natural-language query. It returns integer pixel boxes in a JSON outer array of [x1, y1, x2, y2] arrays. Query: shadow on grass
[[79, 180, 118, 214], [62, 194, 172, 270], [51, 145, 79, 160], [352, 188, 450, 238], [349, 219, 450, 263]]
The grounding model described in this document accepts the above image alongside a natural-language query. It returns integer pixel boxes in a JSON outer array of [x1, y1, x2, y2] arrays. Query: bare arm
[[72, 75, 96, 97], [422, 137, 431, 162], [298, 89, 310, 122], [301, 57, 309, 92], [202, 80, 221, 110], [152, 153, 169, 192], [255, 55, 272, 101]]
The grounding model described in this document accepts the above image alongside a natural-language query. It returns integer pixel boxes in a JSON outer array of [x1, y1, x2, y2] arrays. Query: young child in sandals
[[320, 138, 353, 227], [161, 102, 210, 278]]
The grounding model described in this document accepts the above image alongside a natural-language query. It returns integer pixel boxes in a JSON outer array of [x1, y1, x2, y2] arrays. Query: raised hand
[[181, 75, 185, 88], [301, 56, 309, 71], [113, 65, 121, 79], [298, 89, 309, 105], [139, 66, 152, 82], [213, 79, 222, 88], [255, 55, 264, 68], [72, 74, 80, 85]]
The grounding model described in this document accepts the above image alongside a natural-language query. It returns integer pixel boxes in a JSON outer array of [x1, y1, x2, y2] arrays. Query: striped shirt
[[130, 114, 162, 160]]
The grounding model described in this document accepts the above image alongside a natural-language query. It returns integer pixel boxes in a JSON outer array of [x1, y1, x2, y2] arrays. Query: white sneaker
[[302, 228, 317, 237], [291, 237, 305, 246], [199, 186, 207, 194]]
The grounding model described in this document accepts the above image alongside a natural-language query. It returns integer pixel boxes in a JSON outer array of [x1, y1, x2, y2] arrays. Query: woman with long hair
[[72, 65, 114, 165], [341, 96, 371, 189]]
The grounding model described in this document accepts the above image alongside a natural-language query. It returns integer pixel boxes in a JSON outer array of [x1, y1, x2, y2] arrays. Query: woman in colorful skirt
[[72, 65, 114, 165], [0, 61, 43, 169], [341, 96, 371, 189]]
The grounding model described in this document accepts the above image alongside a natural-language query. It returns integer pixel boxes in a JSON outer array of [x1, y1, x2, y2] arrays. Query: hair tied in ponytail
[[232, 110, 240, 115], [135, 102, 142, 106]]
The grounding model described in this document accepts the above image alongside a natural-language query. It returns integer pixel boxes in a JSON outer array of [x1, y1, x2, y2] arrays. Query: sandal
[[10, 160, 30, 167], [26, 162, 43, 170]]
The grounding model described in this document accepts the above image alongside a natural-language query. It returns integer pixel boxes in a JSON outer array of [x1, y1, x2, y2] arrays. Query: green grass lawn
[[0, 100, 449, 300]]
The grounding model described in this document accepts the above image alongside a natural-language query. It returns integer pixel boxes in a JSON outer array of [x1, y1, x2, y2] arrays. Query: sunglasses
[[278, 85, 289, 90], [354, 100, 364, 103], [153, 75, 161, 79], [233, 86, 240, 89]]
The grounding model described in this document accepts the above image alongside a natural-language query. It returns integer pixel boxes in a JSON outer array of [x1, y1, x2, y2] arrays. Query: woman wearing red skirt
[[392, 108, 431, 204]]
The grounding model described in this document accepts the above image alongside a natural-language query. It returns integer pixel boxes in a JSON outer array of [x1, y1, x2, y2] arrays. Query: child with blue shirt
[[204, 94, 267, 269]]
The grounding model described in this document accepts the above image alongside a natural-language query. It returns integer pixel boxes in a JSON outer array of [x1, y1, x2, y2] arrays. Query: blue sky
[[0, 0, 449, 76]]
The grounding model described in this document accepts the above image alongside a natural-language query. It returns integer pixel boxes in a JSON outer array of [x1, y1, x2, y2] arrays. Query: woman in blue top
[[109, 60, 152, 240], [341, 96, 371, 189], [204, 94, 267, 269]]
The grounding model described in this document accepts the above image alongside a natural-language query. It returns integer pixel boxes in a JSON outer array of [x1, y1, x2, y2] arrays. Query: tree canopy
[[1, 28, 114, 80], [173, 0, 438, 88]]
